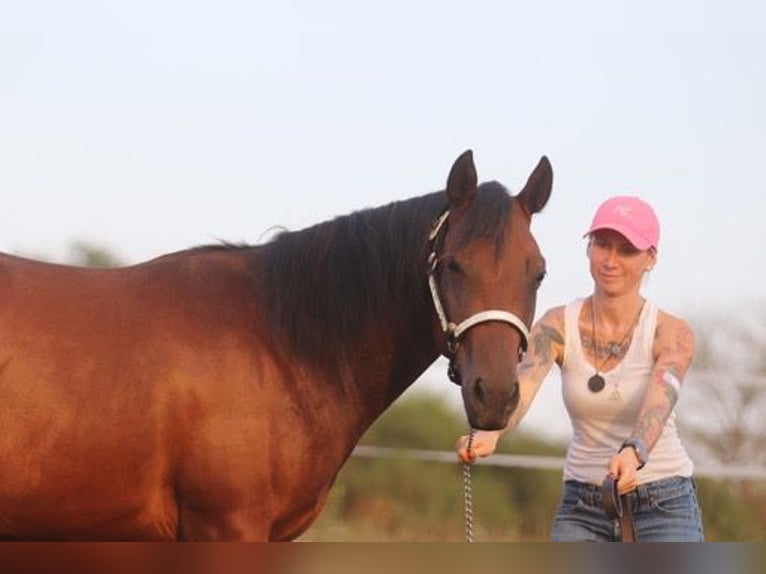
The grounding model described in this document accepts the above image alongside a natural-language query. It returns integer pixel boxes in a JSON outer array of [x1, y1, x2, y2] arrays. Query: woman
[[456, 196, 703, 542]]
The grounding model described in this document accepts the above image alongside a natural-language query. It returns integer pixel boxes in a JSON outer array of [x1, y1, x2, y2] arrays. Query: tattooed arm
[[502, 306, 566, 435], [608, 311, 695, 491], [456, 306, 565, 462]]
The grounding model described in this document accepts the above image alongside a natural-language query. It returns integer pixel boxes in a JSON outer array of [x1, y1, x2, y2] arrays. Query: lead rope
[[463, 429, 476, 542]]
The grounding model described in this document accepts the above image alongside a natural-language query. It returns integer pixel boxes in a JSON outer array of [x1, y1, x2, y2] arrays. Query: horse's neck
[[256, 191, 447, 446], [336, 287, 440, 442]]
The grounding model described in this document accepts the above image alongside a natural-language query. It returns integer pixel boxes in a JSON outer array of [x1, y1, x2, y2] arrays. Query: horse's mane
[[254, 181, 514, 366]]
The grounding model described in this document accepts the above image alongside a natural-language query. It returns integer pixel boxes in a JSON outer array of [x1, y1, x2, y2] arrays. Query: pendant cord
[[589, 297, 645, 374], [590, 299, 603, 375]]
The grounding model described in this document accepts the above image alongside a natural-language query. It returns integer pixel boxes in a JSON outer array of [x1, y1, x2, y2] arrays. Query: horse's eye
[[535, 270, 547, 287], [444, 257, 464, 276]]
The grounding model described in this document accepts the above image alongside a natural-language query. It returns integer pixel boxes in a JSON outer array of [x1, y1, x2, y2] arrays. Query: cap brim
[[584, 223, 654, 250]]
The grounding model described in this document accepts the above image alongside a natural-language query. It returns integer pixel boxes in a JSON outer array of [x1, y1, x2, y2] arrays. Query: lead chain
[[463, 429, 476, 542]]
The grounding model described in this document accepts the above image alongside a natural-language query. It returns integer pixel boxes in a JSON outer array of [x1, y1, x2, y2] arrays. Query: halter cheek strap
[[427, 210, 531, 381]]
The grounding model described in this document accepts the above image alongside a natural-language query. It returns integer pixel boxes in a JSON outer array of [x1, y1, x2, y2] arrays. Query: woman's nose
[[603, 247, 618, 266]]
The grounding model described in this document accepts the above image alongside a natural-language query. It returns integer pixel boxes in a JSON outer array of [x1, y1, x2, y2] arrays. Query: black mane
[[254, 182, 514, 366]]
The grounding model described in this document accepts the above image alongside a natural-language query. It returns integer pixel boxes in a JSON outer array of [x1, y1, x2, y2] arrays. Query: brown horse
[[0, 150, 552, 540]]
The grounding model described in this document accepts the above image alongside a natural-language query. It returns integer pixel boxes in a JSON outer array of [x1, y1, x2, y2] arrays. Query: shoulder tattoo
[[530, 323, 563, 363]]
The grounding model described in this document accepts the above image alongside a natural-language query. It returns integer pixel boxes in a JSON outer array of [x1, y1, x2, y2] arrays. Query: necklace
[[581, 335, 631, 360], [587, 297, 645, 396]]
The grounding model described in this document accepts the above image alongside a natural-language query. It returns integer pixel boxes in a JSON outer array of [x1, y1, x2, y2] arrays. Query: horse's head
[[429, 150, 552, 430]]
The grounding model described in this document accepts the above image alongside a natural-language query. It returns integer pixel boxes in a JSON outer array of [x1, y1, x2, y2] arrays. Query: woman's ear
[[646, 248, 658, 271]]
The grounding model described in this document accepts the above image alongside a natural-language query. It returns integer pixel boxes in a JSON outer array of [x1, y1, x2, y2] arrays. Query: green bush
[[301, 392, 765, 541]]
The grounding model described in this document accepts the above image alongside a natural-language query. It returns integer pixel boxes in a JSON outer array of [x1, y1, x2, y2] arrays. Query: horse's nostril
[[473, 378, 487, 403]]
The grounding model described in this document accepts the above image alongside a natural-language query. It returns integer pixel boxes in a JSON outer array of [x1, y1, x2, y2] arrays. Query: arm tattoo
[[675, 324, 694, 356], [532, 324, 563, 364], [517, 322, 560, 387], [659, 369, 681, 402], [541, 324, 564, 345], [636, 368, 683, 449], [633, 405, 668, 449]]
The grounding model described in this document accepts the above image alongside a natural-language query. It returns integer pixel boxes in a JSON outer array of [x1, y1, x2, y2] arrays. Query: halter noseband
[[427, 210, 531, 384]]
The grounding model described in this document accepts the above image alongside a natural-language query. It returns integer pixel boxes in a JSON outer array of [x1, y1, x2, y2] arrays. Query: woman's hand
[[455, 430, 501, 463], [607, 448, 641, 494]]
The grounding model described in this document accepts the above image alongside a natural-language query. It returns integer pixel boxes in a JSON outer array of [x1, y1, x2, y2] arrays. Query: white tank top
[[561, 298, 693, 485]]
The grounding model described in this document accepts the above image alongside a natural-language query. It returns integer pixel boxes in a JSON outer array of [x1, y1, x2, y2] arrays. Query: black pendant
[[588, 373, 606, 393]]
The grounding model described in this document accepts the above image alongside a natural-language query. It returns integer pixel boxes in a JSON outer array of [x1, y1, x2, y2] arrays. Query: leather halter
[[427, 210, 531, 384]]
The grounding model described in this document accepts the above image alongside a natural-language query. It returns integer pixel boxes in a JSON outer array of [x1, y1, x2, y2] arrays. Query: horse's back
[[0, 250, 271, 540]]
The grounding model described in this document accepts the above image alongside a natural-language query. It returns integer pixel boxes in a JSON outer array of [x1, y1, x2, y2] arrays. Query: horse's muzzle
[[461, 378, 520, 431]]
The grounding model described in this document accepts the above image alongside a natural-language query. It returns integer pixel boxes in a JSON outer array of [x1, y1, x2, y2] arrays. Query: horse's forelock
[[453, 181, 513, 255]]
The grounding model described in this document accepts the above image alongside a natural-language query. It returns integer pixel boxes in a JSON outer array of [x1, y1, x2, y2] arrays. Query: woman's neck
[[590, 291, 644, 332]]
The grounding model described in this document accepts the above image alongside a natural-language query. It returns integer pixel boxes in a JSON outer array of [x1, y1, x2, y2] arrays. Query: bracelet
[[620, 438, 648, 470]]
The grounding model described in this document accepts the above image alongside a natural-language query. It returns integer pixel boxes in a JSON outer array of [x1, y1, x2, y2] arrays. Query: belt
[[602, 474, 636, 542]]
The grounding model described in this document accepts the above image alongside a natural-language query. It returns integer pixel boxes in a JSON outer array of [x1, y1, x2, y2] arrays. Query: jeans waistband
[[564, 475, 694, 510]]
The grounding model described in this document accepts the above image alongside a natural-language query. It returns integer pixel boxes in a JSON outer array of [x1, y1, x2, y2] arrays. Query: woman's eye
[[618, 244, 640, 256], [593, 238, 609, 248]]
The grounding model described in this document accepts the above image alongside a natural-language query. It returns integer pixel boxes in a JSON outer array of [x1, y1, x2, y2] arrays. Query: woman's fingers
[[455, 431, 499, 463]]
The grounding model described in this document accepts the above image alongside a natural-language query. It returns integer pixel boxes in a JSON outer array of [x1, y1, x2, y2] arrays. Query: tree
[[681, 305, 766, 467], [66, 241, 124, 268]]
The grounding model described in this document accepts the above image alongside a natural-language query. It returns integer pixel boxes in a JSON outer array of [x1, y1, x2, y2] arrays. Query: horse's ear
[[446, 149, 478, 208], [517, 156, 553, 216]]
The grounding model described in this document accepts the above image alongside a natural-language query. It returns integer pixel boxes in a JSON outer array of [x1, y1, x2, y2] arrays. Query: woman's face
[[587, 229, 657, 297]]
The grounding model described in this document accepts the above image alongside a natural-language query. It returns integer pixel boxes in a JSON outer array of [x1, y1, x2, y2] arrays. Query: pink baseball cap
[[584, 196, 660, 250]]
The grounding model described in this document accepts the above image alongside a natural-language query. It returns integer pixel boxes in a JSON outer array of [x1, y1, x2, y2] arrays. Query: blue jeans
[[550, 475, 704, 541]]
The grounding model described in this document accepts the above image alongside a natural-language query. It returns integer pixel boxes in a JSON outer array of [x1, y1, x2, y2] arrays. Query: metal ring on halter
[[446, 332, 459, 355]]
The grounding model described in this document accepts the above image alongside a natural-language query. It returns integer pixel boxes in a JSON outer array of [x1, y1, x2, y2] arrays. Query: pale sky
[[2, 1, 764, 440]]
